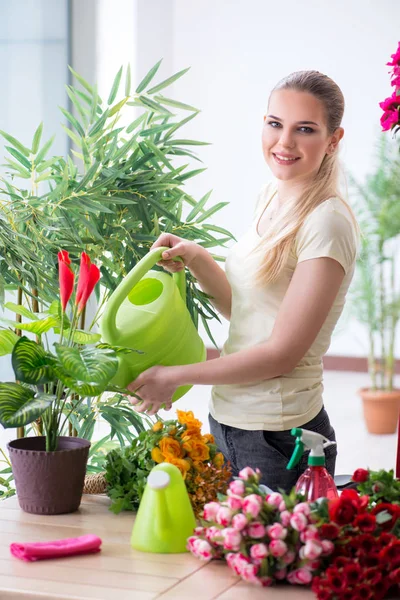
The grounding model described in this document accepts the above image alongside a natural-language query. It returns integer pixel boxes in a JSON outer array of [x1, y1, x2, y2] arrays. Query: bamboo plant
[[348, 134, 400, 391]]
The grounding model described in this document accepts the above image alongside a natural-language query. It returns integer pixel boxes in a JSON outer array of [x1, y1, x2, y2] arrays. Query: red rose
[[353, 533, 379, 555], [380, 540, 400, 564], [319, 523, 340, 540], [343, 562, 361, 585], [326, 566, 346, 592], [353, 513, 377, 533], [356, 584, 374, 599], [352, 468, 369, 483], [378, 532, 396, 548], [363, 567, 382, 586], [371, 503, 400, 531], [334, 556, 351, 569], [390, 567, 400, 584], [328, 489, 368, 526]]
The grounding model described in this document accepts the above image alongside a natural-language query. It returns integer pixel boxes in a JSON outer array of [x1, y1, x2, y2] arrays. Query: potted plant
[[348, 134, 400, 433], [0, 250, 129, 514]]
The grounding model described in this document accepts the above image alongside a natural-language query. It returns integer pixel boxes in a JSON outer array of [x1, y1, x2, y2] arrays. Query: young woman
[[127, 70, 360, 492]]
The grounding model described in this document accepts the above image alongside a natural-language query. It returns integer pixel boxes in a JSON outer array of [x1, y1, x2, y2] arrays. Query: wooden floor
[[0, 495, 315, 599]]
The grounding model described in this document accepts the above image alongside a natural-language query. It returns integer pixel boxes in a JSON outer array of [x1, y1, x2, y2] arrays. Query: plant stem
[[16, 284, 25, 439], [387, 254, 397, 391], [368, 333, 377, 391], [379, 244, 387, 389]]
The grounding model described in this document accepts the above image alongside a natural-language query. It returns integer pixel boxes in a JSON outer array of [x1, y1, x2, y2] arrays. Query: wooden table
[[0, 495, 316, 599]]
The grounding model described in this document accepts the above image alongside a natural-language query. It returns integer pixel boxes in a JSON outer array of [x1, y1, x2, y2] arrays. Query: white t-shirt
[[209, 181, 359, 431]]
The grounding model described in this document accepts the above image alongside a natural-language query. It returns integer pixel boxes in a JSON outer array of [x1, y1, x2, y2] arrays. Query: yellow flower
[[213, 452, 225, 468], [168, 426, 177, 436], [159, 436, 182, 459], [176, 410, 202, 430], [151, 447, 165, 463], [152, 421, 164, 432], [166, 457, 191, 479], [187, 440, 210, 462], [202, 433, 215, 444]]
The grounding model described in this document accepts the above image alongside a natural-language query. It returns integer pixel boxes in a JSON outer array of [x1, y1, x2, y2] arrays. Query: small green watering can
[[99, 247, 206, 401]]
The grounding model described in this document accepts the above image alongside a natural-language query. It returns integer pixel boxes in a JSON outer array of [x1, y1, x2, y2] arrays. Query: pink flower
[[278, 500, 287, 512], [228, 479, 245, 496], [187, 535, 198, 552], [240, 562, 260, 584], [266, 523, 287, 540], [216, 506, 233, 526], [290, 512, 308, 532], [280, 510, 292, 527], [205, 526, 223, 545], [275, 568, 287, 581], [321, 539, 335, 556], [266, 492, 283, 507], [303, 539, 323, 560], [242, 494, 263, 518], [232, 513, 248, 531], [387, 42, 400, 67], [221, 527, 242, 551], [269, 539, 288, 558], [194, 526, 205, 536], [282, 550, 296, 565], [248, 522, 265, 539], [238, 467, 257, 480], [227, 552, 249, 574], [250, 543, 269, 560], [300, 525, 319, 543], [203, 501, 220, 521], [379, 91, 400, 131], [287, 567, 313, 585], [193, 539, 213, 560], [227, 494, 243, 511], [293, 502, 311, 517]]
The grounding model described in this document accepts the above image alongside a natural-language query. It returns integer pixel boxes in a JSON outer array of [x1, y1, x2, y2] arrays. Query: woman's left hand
[[127, 366, 178, 416]]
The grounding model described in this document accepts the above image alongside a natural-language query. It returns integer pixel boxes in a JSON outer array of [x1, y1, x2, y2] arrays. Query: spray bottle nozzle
[[286, 427, 336, 470]]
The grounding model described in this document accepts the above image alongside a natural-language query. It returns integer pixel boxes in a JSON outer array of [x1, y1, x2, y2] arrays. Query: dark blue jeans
[[209, 407, 337, 493]]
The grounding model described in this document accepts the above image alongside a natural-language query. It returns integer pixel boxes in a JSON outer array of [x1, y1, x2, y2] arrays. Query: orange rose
[[166, 457, 191, 479], [152, 421, 163, 432], [187, 439, 210, 462], [176, 410, 202, 429], [159, 437, 182, 459], [151, 447, 165, 463], [202, 433, 215, 444], [213, 452, 225, 468]]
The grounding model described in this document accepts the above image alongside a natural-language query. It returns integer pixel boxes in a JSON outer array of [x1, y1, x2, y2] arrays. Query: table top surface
[[0, 494, 316, 600]]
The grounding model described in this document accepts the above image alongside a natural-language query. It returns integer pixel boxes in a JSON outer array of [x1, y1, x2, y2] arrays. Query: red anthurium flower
[[58, 250, 75, 312], [75, 252, 101, 312]]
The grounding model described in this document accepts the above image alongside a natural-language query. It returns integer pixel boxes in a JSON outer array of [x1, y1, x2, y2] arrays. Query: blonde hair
[[254, 70, 360, 286]]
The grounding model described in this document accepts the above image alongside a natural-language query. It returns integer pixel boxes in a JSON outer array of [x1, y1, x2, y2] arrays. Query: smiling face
[[262, 89, 342, 184]]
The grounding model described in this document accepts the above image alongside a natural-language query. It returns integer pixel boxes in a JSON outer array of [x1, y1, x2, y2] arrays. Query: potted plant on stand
[[0, 250, 127, 514], [348, 133, 400, 433]]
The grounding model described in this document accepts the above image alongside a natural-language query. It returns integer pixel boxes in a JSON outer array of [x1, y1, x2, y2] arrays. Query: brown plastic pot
[[7, 436, 90, 515], [358, 388, 400, 434]]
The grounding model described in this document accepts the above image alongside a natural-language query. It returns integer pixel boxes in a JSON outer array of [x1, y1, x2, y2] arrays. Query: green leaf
[[108, 66, 123, 105], [0, 383, 55, 428], [62, 125, 82, 148], [186, 190, 213, 221], [4, 302, 38, 320], [36, 157, 60, 173], [64, 329, 101, 344], [3, 160, 31, 178], [12, 336, 54, 384], [163, 138, 209, 146], [147, 67, 190, 95], [154, 95, 197, 112], [35, 135, 55, 164], [88, 110, 110, 138], [196, 202, 229, 223], [135, 60, 163, 94], [59, 107, 85, 137], [31, 122, 43, 154], [125, 64, 131, 96], [136, 95, 173, 115], [68, 66, 96, 96], [55, 344, 119, 395], [5, 146, 31, 170], [0, 330, 20, 356], [0, 131, 30, 157], [126, 113, 147, 134], [0, 316, 58, 335]]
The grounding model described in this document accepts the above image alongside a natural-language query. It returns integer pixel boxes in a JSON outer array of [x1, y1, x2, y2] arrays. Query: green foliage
[[348, 133, 400, 390], [355, 468, 400, 505]]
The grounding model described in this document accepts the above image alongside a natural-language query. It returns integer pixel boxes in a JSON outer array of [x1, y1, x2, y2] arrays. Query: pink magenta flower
[[205, 526, 223, 545], [290, 512, 308, 532], [228, 479, 245, 495], [293, 502, 311, 517], [259, 576, 273, 587], [203, 501, 220, 521], [278, 500, 287, 512], [250, 543, 269, 560], [266, 523, 288, 540], [287, 567, 313, 585], [221, 527, 242, 551], [240, 562, 260, 584], [216, 506, 233, 527], [280, 510, 292, 527], [226, 552, 248, 574], [248, 522, 265, 539], [300, 525, 319, 543], [227, 494, 243, 511], [269, 539, 288, 558], [232, 513, 248, 531], [275, 568, 287, 581], [303, 539, 323, 561], [242, 494, 263, 518], [238, 466, 257, 480], [194, 526, 205, 536], [379, 91, 400, 131], [282, 550, 296, 565], [187, 535, 197, 552], [321, 539, 335, 556], [266, 492, 283, 507], [387, 42, 400, 67], [193, 539, 213, 560]]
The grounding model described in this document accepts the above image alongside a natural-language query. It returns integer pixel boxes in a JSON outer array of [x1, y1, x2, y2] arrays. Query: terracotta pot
[[7, 436, 90, 515], [358, 388, 400, 434]]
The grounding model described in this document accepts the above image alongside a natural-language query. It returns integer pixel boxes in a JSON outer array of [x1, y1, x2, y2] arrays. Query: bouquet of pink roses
[[187, 467, 335, 587]]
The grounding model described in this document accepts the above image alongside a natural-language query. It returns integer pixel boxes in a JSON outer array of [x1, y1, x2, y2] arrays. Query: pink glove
[[10, 534, 102, 562]]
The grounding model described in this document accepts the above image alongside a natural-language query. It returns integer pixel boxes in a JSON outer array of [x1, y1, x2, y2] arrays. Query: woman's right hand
[[150, 233, 204, 273]]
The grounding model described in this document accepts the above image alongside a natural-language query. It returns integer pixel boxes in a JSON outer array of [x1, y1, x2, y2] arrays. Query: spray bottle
[[287, 428, 339, 501]]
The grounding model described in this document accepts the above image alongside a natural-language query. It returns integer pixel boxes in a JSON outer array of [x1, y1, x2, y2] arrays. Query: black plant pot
[[7, 436, 90, 515]]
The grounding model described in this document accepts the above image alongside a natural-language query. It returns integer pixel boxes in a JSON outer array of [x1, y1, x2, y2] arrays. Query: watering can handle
[[101, 247, 186, 344]]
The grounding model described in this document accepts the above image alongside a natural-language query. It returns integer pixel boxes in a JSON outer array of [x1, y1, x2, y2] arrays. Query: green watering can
[[99, 247, 207, 401], [131, 462, 196, 553]]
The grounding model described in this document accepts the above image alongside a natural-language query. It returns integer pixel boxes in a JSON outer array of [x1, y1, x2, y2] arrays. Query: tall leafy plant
[[348, 134, 400, 391]]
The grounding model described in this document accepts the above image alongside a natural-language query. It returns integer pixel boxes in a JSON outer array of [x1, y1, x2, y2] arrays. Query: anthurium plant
[[0, 251, 130, 451]]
